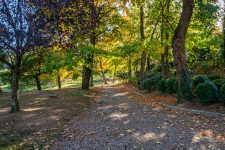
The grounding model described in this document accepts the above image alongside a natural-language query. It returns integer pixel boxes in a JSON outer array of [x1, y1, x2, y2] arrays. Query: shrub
[[140, 73, 162, 90], [165, 77, 177, 94], [173, 80, 178, 93], [140, 78, 155, 90], [220, 84, 225, 104], [195, 82, 218, 105], [192, 75, 210, 88], [208, 75, 222, 81], [157, 79, 166, 93], [213, 79, 225, 89], [128, 77, 137, 84]]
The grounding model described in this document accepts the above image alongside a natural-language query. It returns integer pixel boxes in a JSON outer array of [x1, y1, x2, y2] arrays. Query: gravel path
[[52, 87, 225, 150]]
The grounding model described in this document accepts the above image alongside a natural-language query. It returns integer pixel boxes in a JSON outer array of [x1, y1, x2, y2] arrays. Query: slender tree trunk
[[11, 66, 21, 112], [139, 6, 146, 81], [164, 0, 171, 79], [99, 59, 107, 84], [223, 14, 225, 65], [35, 75, 41, 91], [90, 72, 94, 86], [146, 55, 151, 72], [57, 75, 61, 89], [128, 56, 132, 78], [172, 0, 194, 103], [113, 65, 117, 83], [164, 32, 170, 78], [0, 86, 2, 94]]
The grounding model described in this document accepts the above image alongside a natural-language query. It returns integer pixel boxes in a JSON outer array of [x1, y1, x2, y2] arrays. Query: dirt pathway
[[52, 86, 225, 150]]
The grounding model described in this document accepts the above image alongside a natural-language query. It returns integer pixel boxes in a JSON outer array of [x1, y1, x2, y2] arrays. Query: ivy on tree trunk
[[172, 0, 194, 103]]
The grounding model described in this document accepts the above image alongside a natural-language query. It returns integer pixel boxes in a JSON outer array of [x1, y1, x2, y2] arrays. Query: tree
[[172, 0, 194, 103], [0, 0, 54, 112]]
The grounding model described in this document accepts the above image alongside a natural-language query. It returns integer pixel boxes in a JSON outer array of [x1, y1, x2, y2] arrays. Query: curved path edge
[[159, 102, 225, 118]]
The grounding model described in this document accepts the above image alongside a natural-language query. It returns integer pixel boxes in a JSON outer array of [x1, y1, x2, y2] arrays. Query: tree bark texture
[[11, 66, 21, 112], [172, 0, 194, 103], [57, 75, 61, 89], [139, 6, 146, 81], [128, 56, 132, 78], [35, 75, 42, 91]]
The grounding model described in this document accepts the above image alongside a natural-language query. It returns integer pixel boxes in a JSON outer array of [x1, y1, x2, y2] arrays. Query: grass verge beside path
[[0, 88, 98, 150]]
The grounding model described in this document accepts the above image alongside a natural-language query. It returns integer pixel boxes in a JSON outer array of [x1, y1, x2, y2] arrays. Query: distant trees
[[0, 0, 55, 112]]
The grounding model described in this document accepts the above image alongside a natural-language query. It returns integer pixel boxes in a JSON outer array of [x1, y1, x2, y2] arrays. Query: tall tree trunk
[[113, 65, 117, 83], [223, 14, 225, 65], [82, 36, 95, 90], [172, 0, 194, 103], [128, 56, 132, 78], [35, 75, 41, 91], [90, 72, 94, 86], [11, 66, 21, 112], [164, 0, 171, 79], [57, 75, 61, 89], [99, 59, 107, 84], [146, 55, 151, 72], [0, 86, 2, 94], [139, 6, 146, 81]]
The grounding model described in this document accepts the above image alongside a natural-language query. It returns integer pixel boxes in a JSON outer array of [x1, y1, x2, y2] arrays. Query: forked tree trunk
[[139, 6, 146, 81], [57, 75, 61, 89], [35, 75, 42, 91], [11, 66, 21, 112], [172, 0, 194, 103]]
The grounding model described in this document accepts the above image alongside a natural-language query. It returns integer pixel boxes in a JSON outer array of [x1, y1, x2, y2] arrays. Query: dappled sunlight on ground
[[0, 87, 97, 149]]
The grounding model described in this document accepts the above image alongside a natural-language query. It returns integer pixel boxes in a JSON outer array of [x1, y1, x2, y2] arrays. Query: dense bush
[[195, 82, 218, 105], [208, 75, 222, 81], [165, 77, 177, 94], [220, 84, 225, 104], [213, 79, 225, 89], [116, 72, 129, 80], [157, 79, 166, 93], [140, 73, 162, 90], [140, 78, 155, 90], [192, 75, 210, 88]]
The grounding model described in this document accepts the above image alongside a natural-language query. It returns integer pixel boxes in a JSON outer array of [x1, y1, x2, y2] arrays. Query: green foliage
[[208, 75, 222, 81], [128, 77, 137, 84], [140, 73, 162, 91], [116, 72, 129, 80], [213, 79, 225, 90], [220, 84, 225, 105], [157, 79, 166, 93], [193, 75, 210, 88], [195, 82, 218, 105], [166, 77, 177, 94], [179, 69, 192, 102], [140, 78, 155, 91]]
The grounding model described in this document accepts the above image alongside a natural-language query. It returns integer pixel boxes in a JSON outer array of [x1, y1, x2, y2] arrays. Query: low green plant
[[195, 82, 218, 105], [157, 79, 166, 93], [213, 79, 225, 89], [220, 84, 225, 105], [208, 75, 222, 81], [140, 73, 162, 91], [193, 75, 210, 88], [165, 77, 177, 94], [140, 78, 155, 90]]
